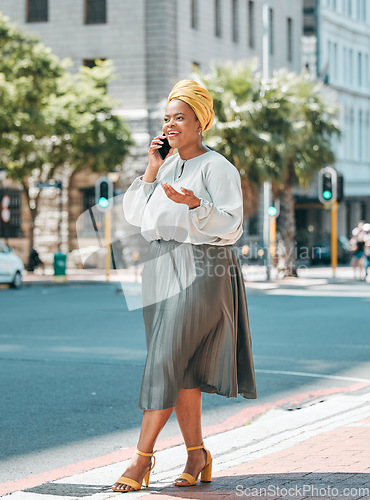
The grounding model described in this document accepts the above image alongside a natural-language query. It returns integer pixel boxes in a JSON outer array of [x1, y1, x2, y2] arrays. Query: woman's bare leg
[[112, 407, 173, 492], [173, 388, 208, 486]]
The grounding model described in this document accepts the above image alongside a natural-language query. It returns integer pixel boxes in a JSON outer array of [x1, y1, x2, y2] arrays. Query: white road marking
[[256, 369, 370, 384]]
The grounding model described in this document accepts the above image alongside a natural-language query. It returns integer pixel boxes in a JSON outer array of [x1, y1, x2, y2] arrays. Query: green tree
[[199, 63, 340, 276], [0, 12, 63, 254], [42, 60, 133, 251], [0, 13, 133, 256]]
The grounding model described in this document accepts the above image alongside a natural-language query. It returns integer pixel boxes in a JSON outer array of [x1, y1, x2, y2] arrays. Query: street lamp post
[[262, 0, 272, 280]]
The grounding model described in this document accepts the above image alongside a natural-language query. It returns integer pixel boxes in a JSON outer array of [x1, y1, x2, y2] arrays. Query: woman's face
[[163, 99, 201, 150]]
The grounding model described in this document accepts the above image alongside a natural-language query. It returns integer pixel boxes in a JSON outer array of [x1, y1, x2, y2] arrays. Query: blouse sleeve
[[122, 175, 158, 227], [188, 159, 243, 241]]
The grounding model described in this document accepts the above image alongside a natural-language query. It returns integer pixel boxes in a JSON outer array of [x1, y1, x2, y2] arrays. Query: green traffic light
[[98, 197, 109, 208], [323, 190, 332, 200], [268, 206, 277, 217]]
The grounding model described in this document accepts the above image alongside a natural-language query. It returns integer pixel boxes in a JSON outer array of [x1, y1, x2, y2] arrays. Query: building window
[[191, 0, 199, 29], [333, 43, 338, 80], [327, 39, 331, 83], [358, 52, 362, 86], [232, 0, 239, 43], [248, 1, 255, 48], [363, 0, 367, 20], [0, 189, 23, 238], [366, 112, 370, 161], [350, 108, 354, 159], [248, 212, 259, 236], [83, 58, 106, 68], [85, 0, 106, 24], [215, 0, 222, 37], [269, 8, 274, 55], [365, 54, 369, 89], [358, 110, 363, 160], [348, 0, 352, 16], [27, 0, 48, 23], [349, 49, 353, 84], [357, 0, 361, 19], [342, 46, 346, 83], [287, 17, 293, 62]]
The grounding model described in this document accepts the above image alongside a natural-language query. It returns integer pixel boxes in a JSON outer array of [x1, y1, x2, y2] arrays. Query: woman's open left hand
[[161, 183, 201, 209]]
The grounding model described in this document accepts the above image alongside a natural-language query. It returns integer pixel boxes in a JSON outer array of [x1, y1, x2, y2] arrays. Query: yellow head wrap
[[167, 80, 215, 132]]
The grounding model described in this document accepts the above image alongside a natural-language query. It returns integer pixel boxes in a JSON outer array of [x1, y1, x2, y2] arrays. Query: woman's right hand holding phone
[[143, 135, 173, 182]]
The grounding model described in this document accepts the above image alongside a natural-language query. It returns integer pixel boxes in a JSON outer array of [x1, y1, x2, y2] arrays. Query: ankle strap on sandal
[[136, 449, 157, 471], [136, 449, 156, 457], [186, 442, 204, 451]]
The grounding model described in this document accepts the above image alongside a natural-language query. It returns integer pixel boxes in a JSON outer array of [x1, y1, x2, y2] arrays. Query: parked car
[[310, 235, 352, 265], [0, 240, 24, 288]]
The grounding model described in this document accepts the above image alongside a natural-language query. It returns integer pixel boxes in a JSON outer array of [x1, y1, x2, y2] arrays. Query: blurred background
[[0, 0, 369, 280]]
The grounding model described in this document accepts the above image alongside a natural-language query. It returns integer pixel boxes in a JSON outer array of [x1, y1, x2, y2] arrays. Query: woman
[[113, 80, 257, 493]]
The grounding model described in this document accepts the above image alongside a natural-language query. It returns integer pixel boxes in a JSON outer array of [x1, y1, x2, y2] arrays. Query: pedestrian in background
[[363, 223, 370, 282], [27, 248, 44, 274], [114, 80, 257, 493], [350, 222, 366, 280]]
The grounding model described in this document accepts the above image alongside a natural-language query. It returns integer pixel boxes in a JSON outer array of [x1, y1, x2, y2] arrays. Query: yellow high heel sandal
[[111, 449, 156, 493], [174, 442, 212, 487]]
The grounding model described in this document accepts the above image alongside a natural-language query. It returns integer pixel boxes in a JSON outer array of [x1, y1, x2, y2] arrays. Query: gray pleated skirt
[[138, 239, 257, 411]]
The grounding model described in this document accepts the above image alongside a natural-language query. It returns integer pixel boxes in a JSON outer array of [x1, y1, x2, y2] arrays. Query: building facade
[[0, 0, 303, 265], [300, 0, 370, 247]]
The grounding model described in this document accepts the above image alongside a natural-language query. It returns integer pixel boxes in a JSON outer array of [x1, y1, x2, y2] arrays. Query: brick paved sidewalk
[[138, 416, 370, 500]]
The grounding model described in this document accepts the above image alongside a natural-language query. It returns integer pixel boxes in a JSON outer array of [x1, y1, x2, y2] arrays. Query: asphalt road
[[0, 281, 369, 483]]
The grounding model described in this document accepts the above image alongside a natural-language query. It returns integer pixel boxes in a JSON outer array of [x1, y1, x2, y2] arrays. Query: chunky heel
[[200, 458, 212, 482], [143, 470, 151, 488], [174, 442, 212, 487]]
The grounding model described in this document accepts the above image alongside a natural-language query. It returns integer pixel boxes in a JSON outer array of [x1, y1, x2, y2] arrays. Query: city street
[[1, 0, 370, 497], [1, 278, 369, 485]]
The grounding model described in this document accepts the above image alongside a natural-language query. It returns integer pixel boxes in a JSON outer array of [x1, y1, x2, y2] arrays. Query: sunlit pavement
[[2, 385, 369, 499], [19, 263, 369, 287]]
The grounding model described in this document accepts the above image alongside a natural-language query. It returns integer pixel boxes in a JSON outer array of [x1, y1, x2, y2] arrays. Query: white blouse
[[122, 150, 243, 246]]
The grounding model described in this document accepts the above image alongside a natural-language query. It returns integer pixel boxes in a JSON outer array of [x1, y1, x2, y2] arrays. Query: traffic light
[[322, 172, 333, 202], [95, 176, 113, 212], [267, 200, 280, 218], [318, 167, 344, 205]]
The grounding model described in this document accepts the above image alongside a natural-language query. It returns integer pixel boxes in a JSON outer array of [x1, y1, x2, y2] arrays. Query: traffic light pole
[[318, 167, 343, 278], [105, 210, 111, 282], [331, 200, 338, 278], [269, 216, 277, 270]]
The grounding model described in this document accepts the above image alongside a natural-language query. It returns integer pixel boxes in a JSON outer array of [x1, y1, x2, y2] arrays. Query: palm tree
[[198, 64, 340, 276], [199, 62, 272, 220], [257, 70, 340, 276]]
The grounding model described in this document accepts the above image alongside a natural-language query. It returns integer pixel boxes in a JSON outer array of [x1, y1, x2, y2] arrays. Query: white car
[[0, 240, 24, 289]]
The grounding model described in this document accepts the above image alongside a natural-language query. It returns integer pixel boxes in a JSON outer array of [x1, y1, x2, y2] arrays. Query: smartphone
[[157, 135, 171, 160]]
